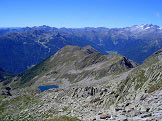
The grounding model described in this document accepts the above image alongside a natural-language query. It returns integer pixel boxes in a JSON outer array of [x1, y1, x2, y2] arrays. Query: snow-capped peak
[[133, 24, 161, 30]]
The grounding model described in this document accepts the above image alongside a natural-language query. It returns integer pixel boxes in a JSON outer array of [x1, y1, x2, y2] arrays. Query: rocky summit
[[0, 46, 162, 121]]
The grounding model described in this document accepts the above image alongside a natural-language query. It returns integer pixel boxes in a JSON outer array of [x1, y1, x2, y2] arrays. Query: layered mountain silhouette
[[0, 24, 162, 73]]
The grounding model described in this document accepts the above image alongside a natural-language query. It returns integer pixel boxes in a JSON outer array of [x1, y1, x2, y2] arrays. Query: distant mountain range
[[0, 24, 162, 73]]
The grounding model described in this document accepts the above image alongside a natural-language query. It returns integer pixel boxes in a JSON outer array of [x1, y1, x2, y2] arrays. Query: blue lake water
[[38, 85, 59, 92]]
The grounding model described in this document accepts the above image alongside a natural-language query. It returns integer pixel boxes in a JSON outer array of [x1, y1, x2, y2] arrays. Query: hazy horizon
[[0, 24, 162, 29]]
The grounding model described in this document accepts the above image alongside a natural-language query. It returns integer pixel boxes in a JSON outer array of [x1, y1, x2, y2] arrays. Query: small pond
[[38, 85, 59, 92]]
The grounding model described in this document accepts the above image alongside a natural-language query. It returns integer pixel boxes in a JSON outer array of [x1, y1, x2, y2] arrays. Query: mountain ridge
[[8, 45, 136, 89]]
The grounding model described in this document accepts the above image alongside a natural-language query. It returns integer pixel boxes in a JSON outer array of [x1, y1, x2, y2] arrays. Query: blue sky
[[0, 0, 162, 28]]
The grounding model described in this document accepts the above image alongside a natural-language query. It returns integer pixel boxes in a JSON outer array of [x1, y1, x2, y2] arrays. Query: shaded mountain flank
[[0, 68, 12, 82]]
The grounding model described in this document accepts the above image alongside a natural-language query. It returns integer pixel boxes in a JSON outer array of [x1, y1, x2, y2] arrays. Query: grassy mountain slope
[[9, 45, 136, 89], [115, 48, 162, 103]]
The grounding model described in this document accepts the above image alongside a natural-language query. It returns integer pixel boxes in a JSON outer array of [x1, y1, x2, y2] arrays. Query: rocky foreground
[[39, 87, 162, 121], [1, 86, 161, 121]]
